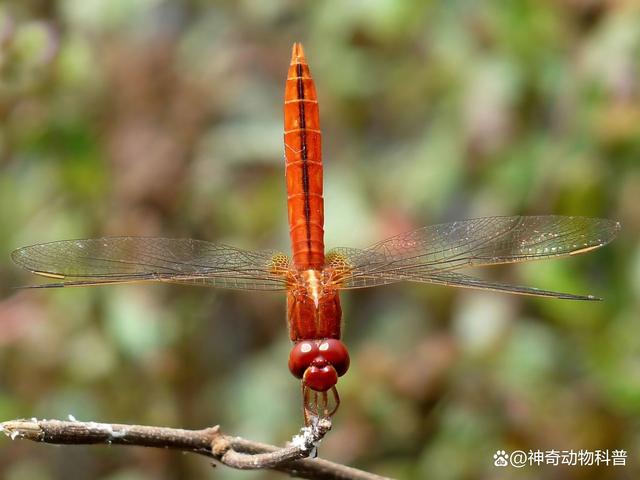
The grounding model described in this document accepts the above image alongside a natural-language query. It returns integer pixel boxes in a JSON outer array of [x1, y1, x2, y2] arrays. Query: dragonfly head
[[288, 339, 350, 392]]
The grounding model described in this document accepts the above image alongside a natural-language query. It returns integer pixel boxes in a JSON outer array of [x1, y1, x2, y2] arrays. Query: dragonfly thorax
[[290, 268, 335, 307], [286, 268, 343, 341], [288, 339, 350, 392]]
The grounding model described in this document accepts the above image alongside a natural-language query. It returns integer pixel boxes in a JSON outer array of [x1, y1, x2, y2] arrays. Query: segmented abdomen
[[284, 43, 325, 270]]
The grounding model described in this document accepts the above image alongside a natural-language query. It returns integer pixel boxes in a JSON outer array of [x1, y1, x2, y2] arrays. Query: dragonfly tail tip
[[291, 42, 306, 63]]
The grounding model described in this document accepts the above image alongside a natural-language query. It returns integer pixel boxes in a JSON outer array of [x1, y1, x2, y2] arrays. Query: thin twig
[[0, 418, 392, 480]]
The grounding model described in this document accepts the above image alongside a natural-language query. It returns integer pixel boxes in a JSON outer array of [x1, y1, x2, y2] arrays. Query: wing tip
[[571, 293, 602, 301], [10, 247, 24, 265], [599, 217, 621, 241], [611, 219, 622, 238]]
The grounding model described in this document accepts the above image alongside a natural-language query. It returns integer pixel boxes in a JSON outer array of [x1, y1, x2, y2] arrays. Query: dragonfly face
[[288, 336, 349, 424], [288, 338, 350, 392], [10, 43, 621, 427]]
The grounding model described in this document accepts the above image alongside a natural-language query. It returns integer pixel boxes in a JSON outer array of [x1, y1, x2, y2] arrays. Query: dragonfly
[[12, 43, 620, 426]]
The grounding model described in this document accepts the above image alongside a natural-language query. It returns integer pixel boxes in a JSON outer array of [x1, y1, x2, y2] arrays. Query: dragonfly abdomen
[[284, 42, 325, 270]]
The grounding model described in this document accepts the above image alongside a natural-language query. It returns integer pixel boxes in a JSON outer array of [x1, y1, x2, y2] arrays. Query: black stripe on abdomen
[[296, 62, 312, 256]]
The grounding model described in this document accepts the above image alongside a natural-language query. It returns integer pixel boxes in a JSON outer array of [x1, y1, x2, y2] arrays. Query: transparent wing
[[327, 216, 620, 299], [11, 237, 290, 291], [401, 271, 599, 300]]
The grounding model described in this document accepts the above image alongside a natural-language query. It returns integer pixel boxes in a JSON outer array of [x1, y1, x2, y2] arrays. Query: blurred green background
[[0, 1, 638, 479]]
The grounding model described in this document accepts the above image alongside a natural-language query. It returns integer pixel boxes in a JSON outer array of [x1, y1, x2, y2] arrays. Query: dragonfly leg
[[321, 390, 328, 417], [303, 385, 319, 426], [302, 385, 341, 426], [302, 384, 310, 426], [320, 386, 339, 418]]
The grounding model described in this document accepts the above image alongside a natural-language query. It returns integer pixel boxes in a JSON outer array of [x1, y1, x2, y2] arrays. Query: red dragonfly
[[12, 43, 620, 425]]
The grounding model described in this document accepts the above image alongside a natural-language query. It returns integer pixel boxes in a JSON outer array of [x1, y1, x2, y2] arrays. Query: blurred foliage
[[0, 1, 639, 479]]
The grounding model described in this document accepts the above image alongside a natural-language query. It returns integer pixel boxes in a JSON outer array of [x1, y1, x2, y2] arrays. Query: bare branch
[[0, 418, 392, 480]]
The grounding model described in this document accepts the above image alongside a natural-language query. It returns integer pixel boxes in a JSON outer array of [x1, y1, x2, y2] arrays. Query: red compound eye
[[288, 341, 318, 378], [317, 339, 350, 377]]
